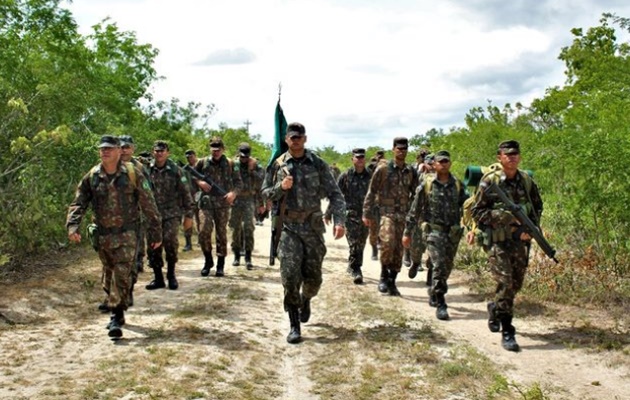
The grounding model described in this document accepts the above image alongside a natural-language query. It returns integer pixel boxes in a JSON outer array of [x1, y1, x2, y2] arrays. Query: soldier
[[183, 149, 200, 252], [471, 140, 543, 352], [325, 148, 371, 284], [408, 151, 435, 280], [330, 162, 341, 181], [366, 149, 386, 261], [363, 137, 418, 296], [229, 142, 265, 270], [262, 122, 346, 344], [145, 140, 194, 290], [403, 150, 467, 320], [66, 135, 162, 339], [194, 137, 241, 277]]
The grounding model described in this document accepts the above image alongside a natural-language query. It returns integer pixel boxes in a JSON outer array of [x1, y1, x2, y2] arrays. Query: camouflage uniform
[[129, 156, 151, 279], [147, 157, 194, 289], [66, 160, 161, 314], [183, 150, 201, 251], [194, 153, 242, 273], [326, 154, 371, 283], [471, 139, 543, 351], [229, 155, 265, 267], [363, 143, 418, 295], [405, 161, 467, 318], [262, 149, 346, 311], [366, 153, 387, 260]]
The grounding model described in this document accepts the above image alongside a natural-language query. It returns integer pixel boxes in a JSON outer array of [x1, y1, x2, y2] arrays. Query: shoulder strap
[[423, 174, 436, 196], [124, 162, 137, 190]]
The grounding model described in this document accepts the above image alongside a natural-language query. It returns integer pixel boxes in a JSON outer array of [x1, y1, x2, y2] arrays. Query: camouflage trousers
[[229, 197, 255, 253], [279, 224, 327, 311], [379, 214, 406, 272], [426, 232, 459, 296], [368, 214, 379, 247], [346, 215, 369, 269], [184, 205, 200, 239], [133, 225, 145, 282], [485, 240, 529, 317], [409, 224, 426, 265], [99, 231, 136, 311], [199, 207, 230, 257], [147, 216, 180, 269]]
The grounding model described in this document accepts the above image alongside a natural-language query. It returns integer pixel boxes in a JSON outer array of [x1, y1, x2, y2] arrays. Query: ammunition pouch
[[87, 223, 99, 252], [196, 192, 211, 209]]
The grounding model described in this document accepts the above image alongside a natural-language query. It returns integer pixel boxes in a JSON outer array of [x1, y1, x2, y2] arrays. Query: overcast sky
[[66, 0, 630, 151]]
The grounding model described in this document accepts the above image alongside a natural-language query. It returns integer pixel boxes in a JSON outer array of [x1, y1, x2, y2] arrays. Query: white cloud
[[65, 0, 630, 151]]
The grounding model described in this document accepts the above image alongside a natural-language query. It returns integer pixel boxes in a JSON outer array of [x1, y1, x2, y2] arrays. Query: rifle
[[486, 182, 559, 263], [183, 165, 227, 197]]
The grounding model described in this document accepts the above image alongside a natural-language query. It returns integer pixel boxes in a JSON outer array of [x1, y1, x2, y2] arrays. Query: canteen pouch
[[87, 223, 99, 252]]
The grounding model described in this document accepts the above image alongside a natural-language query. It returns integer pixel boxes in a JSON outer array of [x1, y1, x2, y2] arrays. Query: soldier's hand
[[281, 176, 293, 190], [198, 180, 212, 193], [333, 225, 345, 240], [183, 217, 193, 231], [224, 191, 237, 205], [362, 217, 371, 227], [248, 158, 257, 170], [466, 231, 476, 245], [257, 205, 266, 215], [68, 232, 81, 243], [402, 235, 411, 249], [150, 241, 162, 249], [520, 232, 532, 242]]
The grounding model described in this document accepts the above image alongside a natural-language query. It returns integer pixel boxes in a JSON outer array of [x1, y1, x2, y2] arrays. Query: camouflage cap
[[498, 140, 520, 154], [286, 122, 306, 137], [209, 136, 224, 149], [185, 149, 196, 156], [238, 142, 251, 157], [425, 154, 435, 164], [435, 150, 451, 161], [392, 137, 408, 149], [98, 135, 120, 148], [153, 140, 169, 151], [375, 149, 385, 156], [119, 135, 134, 146], [352, 148, 366, 157]]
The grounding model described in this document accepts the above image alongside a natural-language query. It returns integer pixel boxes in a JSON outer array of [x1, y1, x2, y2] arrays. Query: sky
[[65, 0, 630, 151]]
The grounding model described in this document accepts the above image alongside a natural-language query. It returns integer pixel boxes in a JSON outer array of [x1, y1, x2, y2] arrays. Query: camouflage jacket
[[325, 166, 371, 219], [66, 161, 162, 244], [404, 173, 468, 236], [363, 160, 418, 220], [193, 154, 242, 209], [235, 158, 265, 207], [262, 149, 346, 228], [149, 158, 194, 220]]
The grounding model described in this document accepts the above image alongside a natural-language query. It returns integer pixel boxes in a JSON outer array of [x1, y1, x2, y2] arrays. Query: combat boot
[[201, 251, 214, 276], [107, 308, 124, 339], [232, 252, 241, 266], [145, 266, 166, 290], [299, 296, 311, 323], [403, 249, 411, 267], [387, 270, 401, 296], [352, 266, 363, 284], [216, 256, 225, 277], [378, 268, 389, 293], [106, 310, 126, 329], [408, 262, 420, 279], [287, 307, 302, 344], [371, 245, 378, 261], [245, 251, 253, 270], [487, 301, 501, 332], [98, 299, 109, 313], [166, 262, 178, 290], [435, 293, 449, 320], [136, 259, 144, 273], [501, 316, 520, 352], [183, 235, 193, 252]]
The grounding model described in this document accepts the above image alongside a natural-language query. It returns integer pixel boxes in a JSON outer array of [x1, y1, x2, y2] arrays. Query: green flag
[[267, 100, 288, 168]]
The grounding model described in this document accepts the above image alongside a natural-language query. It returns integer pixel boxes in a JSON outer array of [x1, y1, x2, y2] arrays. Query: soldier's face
[[99, 146, 121, 164], [186, 154, 197, 165], [498, 151, 520, 171], [352, 155, 365, 168], [210, 147, 223, 160], [285, 134, 306, 151], [121, 144, 134, 162], [434, 159, 451, 173], [153, 148, 169, 164], [393, 146, 407, 162]]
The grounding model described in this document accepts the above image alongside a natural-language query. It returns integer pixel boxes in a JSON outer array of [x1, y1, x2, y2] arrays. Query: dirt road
[[0, 223, 627, 399]]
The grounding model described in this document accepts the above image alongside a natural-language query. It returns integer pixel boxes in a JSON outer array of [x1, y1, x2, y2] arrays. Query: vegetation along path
[[0, 223, 628, 400]]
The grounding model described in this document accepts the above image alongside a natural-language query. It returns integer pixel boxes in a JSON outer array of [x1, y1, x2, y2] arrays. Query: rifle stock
[[486, 182, 558, 263], [183, 165, 228, 197]]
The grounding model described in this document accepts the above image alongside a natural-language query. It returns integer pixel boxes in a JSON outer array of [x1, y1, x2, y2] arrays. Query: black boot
[[107, 308, 124, 339], [287, 307, 302, 344], [232, 252, 241, 266], [166, 263, 178, 290], [487, 302, 501, 333], [245, 251, 253, 270], [216, 256, 225, 277], [136, 259, 144, 273], [501, 316, 520, 352], [183, 235, 192, 252], [201, 251, 213, 276], [387, 270, 401, 296], [378, 268, 389, 293], [300, 296, 311, 323], [352, 266, 363, 284], [371, 245, 378, 261], [428, 288, 438, 307], [408, 262, 420, 279], [98, 299, 109, 313], [146, 266, 166, 290], [403, 249, 411, 267], [435, 293, 449, 320]]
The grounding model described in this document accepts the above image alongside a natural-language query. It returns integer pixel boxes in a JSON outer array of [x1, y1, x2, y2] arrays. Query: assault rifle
[[486, 182, 559, 263], [183, 165, 227, 197]]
